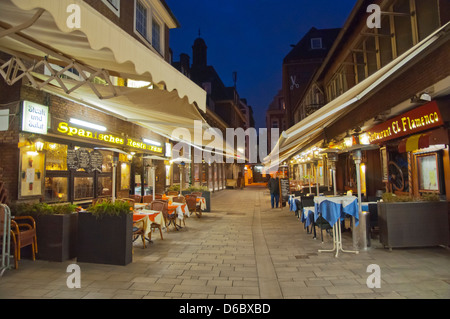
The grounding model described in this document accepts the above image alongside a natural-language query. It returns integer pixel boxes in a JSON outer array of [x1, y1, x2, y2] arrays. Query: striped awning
[[398, 127, 449, 153]]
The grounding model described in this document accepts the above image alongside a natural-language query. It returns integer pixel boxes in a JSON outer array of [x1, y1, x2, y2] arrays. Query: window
[[393, 0, 413, 56], [134, 0, 165, 55], [415, 0, 440, 41], [45, 177, 68, 202], [102, 0, 120, 17], [311, 38, 323, 49], [152, 19, 161, 53], [136, 0, 148, 39]]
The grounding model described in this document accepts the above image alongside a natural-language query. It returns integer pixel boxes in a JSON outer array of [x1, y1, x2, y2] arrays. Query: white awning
[[264, 21, 450, 170], [0, 0, 206, 111], [31, 73, 237, 157]]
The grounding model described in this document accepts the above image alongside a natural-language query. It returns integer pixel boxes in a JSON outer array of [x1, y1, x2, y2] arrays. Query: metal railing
[[0, 204, 12, 277]]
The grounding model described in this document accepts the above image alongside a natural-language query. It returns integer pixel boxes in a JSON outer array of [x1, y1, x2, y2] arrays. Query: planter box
[[35, 213, 78, 262], [378, 201, 449, 249], [182, 191, 211, 212], [77, 212, 132, 266]]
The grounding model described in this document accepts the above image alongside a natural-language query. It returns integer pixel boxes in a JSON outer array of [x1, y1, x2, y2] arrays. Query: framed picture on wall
[[380, 147, 388, 183]]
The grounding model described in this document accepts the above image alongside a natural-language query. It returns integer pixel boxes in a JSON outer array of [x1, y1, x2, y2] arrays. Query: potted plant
[[182, 185, 211, 212], [377, 193, 449, 250], [77, 200, 133, 266], [11, 202, 78, 262]]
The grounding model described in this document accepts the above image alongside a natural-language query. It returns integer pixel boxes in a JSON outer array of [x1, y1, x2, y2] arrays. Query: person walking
[[268, 173, 280, 209]]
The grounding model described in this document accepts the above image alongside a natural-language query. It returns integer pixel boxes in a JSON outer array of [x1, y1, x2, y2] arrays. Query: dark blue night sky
[[166, 0, 357, 129]]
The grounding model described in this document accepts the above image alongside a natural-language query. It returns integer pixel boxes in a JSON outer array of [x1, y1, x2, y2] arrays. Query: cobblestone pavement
[[1, 185, 449, 300]]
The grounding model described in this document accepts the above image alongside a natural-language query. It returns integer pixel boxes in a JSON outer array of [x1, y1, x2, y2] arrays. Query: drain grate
[[227, 212, 246, 216]]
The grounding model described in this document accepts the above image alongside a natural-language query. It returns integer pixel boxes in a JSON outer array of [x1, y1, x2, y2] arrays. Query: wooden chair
[[130, 195, 142, 203], [172, 196, 185, 204], [154, 194, 163, 200], [167, 191, 178, 196], [191, 192, 202, 197], [148, 201, 165, 239], [132, 220, 146, 248], [155, 200, 178, 231], [142, 195, 153, 203], [10, 216, 38, 268], [185, 194, 201, 218]]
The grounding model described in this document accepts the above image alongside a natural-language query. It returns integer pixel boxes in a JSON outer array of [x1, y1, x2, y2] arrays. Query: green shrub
[[87, 200, 131, 219], [186, 185, 208, 192], [421, 193, 441, 202], [11, 202, 76, 217]]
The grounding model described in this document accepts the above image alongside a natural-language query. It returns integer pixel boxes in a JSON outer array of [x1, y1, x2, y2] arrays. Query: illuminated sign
[[56, 122, 163, 154], [367, 101, 443, 144], [22, 101, 48, 134]]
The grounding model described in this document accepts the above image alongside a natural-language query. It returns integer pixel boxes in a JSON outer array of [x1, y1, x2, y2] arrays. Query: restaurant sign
[[22, 101, 49, 134], [56, 121, 163, 154], [367, 101, 443, 144]]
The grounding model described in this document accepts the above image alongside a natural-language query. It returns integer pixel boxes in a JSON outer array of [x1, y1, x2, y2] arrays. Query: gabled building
[[282, 27, 340, 127]]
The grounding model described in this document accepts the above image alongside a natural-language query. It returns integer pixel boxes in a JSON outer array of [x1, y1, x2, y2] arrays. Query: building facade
[[0, 0, 206, 205]]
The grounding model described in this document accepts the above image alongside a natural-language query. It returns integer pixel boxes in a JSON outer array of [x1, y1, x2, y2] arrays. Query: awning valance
[[0, 0, 206, 111]]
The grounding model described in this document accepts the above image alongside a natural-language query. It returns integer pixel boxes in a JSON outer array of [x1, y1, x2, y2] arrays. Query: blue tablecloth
[[302, 207, 315, 227], [314, 197, 359, 227]]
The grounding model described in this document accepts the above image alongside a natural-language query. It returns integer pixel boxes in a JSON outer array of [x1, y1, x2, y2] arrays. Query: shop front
[[17, 98, 165, 206], [367, 99, 450, 199]]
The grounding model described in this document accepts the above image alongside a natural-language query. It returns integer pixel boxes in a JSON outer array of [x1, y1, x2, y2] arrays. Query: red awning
[[398, 127, 449, 153]]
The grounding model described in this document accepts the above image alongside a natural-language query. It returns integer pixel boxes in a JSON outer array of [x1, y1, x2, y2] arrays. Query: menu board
[[279, 178, 290, 207], [67, 150, 79, 171], [77, 149, 91, 170], [89, 150, 103, 173], [67, 149, 103, 173]]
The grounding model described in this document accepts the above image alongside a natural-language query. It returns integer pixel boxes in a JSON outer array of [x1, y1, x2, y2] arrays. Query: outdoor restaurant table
[[133, 210, 165, 238], [314, 196, 360, 257]]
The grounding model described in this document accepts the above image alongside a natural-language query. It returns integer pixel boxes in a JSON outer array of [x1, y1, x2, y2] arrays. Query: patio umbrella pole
[[316, 163, 320, 196], [112, 160, 117, 203], [353, 149, 363, 250]]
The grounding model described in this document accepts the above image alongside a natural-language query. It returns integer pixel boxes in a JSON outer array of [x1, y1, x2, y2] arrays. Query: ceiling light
[[70, 118, 107, 131], [143, 139, 162, 146]]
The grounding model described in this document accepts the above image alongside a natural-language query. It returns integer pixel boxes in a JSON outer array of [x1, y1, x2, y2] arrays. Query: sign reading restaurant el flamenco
[[367, 101, 444, 144], [55, 121, 164, 154]]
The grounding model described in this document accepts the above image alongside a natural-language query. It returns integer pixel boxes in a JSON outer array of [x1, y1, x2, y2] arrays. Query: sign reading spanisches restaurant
[[55, 121, 164, 154], [367, 101, 443, 144]]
